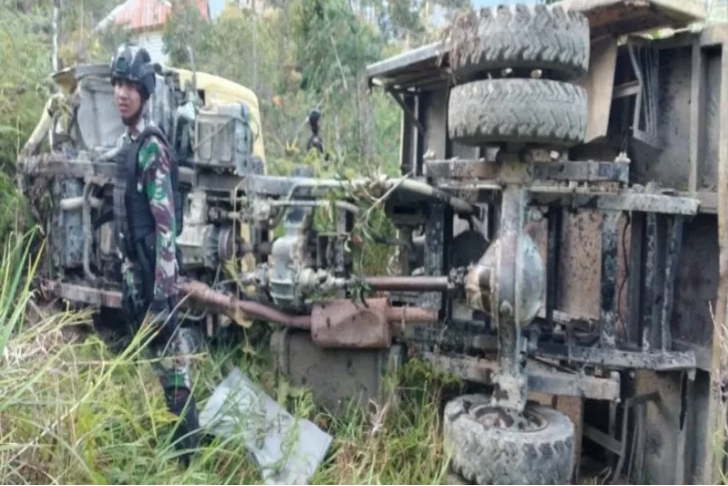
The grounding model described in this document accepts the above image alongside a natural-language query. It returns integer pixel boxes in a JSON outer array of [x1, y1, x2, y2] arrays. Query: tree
[[0, 0, 53, 168], [162, 0, 212, 67]]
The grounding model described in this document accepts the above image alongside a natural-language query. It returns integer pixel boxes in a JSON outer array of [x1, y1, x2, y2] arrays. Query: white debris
[[199, 367, 333, 485]]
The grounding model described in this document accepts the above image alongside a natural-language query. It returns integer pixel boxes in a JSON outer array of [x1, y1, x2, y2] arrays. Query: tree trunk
[[52, 0, 60, 72]]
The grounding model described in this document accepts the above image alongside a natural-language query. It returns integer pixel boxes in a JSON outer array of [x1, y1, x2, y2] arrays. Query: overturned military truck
[[360, 0, 723, 483], [14, 0, 728, 483]]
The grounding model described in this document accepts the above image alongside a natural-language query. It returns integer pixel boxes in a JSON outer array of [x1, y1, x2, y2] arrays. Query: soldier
[[110, 43, 200, 466], [306, 107, 326, 156]]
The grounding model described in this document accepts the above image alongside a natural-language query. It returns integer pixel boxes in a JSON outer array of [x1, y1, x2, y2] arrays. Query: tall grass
[[0, 229, 458, 485], [0, 227, 41, 354]]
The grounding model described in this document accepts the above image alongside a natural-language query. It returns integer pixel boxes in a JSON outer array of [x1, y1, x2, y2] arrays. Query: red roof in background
[[111, 0, 210, 32]]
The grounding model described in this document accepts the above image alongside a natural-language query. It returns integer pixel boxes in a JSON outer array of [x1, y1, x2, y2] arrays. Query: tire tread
[[447, 78, 587, 147], [448, 4, 590, 79]]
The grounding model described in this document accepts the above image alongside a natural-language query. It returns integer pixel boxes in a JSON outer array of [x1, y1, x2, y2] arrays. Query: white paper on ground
[[198, 366, 333, 485]]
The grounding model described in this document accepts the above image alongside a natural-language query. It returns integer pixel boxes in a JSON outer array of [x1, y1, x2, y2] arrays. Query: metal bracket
[[600, 211, 620, 347], [421, 351, 621, 401], [583, 392, 659, 484], [425, 158, 630, 184], [535, 344, 696, 371], [386, 88, 426, 138], [627, 38, 661, 153], [660, 216, 684, 352]]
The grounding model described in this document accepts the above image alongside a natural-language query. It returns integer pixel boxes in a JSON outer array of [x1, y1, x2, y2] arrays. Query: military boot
[[164, 386, 201, 468]]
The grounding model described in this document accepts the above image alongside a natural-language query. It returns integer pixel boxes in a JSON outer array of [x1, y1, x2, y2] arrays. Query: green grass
[[0, 229, 461, 485]]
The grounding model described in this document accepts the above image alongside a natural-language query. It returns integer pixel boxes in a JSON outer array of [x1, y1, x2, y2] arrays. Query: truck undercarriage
[[16, 0, 728, 483]]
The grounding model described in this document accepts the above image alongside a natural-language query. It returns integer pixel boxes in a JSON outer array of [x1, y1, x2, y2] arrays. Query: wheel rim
[[469, 404, 547, 432]]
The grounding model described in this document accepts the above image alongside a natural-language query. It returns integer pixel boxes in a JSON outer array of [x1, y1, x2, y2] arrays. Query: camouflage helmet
[[110, 43, 156, 100]]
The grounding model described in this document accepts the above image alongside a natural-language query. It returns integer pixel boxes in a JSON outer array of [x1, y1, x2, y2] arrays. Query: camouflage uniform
[[120, 112, 193, 390], [117, 110, 194, 393]]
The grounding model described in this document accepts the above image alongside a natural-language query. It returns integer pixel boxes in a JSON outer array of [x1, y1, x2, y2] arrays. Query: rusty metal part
[[640, 213, 673, 352], [465, 233, 545, 325], [426, 158, 630, 184], [311, 298, 438, 349], [661, 216, 684, 352], [465, 250, 493, 315], [19, 154, 198, 186], [385, 303, 438, 323], [311, 299, 391, 348], [40, 278, 313, 328], [529, 188, 701, 216], [405, 316, 697, 372], [420, 352, 621, 401], [492, 186, 533, 412], [628, 39, 661, 153], [635, 213, 685, 353], [41, 278, 438, 349], [582, 36, 619, 144], [463, 182, 546, 400], [239, 173, 477, 215], [418, 203, 450, 312], [600, 211, 619, 347], [178, 279, 313, 328], [437, 183, 701, 215], [561, 0, 704, 39], [535, 343, 696, 371]]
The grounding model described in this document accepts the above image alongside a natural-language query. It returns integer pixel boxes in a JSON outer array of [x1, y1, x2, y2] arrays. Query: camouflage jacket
[[118, 112, 178, 301]]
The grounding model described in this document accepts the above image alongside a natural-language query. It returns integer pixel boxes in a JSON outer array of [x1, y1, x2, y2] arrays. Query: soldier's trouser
[[145, 299, 194, 392], [122, 266, 193, 387], [122, 264, 200, 464]]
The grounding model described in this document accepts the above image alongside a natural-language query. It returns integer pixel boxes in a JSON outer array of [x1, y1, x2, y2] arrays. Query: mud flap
[[574, 35, 618, 145]]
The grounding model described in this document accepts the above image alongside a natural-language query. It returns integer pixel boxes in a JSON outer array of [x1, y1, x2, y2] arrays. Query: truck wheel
[[448, 4, 590, 80], [447, 78, 587, 148], [443, 469, 469, 485], [443, 394, 575, 485]]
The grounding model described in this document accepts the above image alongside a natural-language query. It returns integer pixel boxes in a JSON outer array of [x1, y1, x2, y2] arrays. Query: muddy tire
[[447, 4, 590, 80], [447, 78, 587, 148], [443, 469, 469, 485], [444, 394, 575, 485]]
